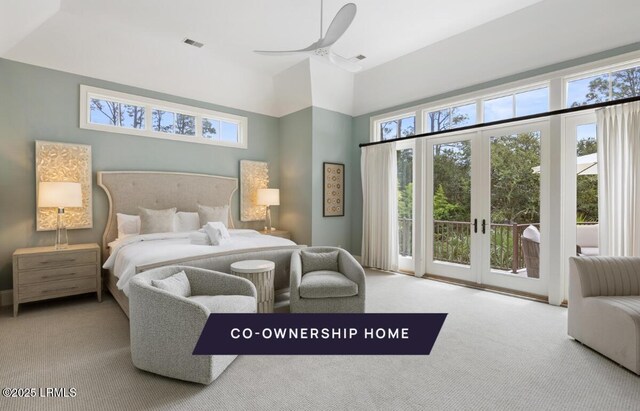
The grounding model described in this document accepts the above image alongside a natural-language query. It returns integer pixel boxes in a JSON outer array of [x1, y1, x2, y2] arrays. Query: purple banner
[[193, 313, 447, 355]]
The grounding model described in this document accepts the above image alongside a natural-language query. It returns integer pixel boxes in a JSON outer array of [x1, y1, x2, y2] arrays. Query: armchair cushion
[[299, 270, 358, 299], [151, 271, 191, 297], [301, 250, 339, 274], [189, 295, 256, 313]]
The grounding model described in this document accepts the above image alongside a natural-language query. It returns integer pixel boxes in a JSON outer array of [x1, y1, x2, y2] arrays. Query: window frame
[[80, 85, 248, 149]]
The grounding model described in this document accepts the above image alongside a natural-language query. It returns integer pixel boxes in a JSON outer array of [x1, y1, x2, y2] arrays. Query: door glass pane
[[484, 95, 513, 122], [397, 148, 413, 257], [490, 131, 541, 277], [576, 123, 599, 256], [515, 87, 549, 116], [432, 141, 471, 266]]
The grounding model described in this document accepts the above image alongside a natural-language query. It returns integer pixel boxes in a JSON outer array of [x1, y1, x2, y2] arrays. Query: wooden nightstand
[[259, 229, 291, 240], [12, 243, 101, 317]]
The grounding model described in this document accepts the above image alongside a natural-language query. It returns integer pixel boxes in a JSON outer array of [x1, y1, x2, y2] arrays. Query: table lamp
[[38, 182, 83, 249], [257, 188, 279, 232]]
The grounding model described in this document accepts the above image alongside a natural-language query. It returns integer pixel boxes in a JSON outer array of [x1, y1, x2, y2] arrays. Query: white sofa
[[576, 224, 599, 256], [568, 257, 640, 375]]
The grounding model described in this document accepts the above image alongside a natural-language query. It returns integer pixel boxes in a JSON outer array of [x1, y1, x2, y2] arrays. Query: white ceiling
[[1, 0, 638, 117]]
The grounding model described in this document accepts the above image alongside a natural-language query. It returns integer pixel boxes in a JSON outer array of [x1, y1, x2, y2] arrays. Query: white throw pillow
[[523, 225, 541, 243], [151, 271, 191, 297], [198, 204, 229, 227], [116, 213, 141, 238], [174, 211, 200, 232], [139, 207, 177, 234], [203, 222, 231, 245]]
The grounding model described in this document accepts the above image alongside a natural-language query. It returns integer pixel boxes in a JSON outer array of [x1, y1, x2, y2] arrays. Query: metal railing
[[399, 219, 597, 271]]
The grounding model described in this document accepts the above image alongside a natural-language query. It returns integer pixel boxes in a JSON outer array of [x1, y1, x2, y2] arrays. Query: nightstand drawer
[[18, 250, 97, 271], [19, 277, 97, 302], [18, 265, 97, 285]]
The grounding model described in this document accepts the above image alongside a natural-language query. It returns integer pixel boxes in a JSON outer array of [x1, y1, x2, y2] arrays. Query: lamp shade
[[38, 182, 83, 208], [256, 188, 280, 206]]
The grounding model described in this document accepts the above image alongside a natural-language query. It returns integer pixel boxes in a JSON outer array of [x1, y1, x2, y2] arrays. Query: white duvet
[[103, 229, 295, 295]]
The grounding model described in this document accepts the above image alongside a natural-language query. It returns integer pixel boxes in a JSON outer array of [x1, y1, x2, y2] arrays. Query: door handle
[[473, 218, 478, 233], [482, 219, 486, 234]]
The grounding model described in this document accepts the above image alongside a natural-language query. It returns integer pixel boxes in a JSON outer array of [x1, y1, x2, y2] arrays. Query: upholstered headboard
[[98, 171, 238, 257]]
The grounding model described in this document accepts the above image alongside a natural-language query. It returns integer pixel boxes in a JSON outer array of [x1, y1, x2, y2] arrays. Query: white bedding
[[103, 229, 295, 295]]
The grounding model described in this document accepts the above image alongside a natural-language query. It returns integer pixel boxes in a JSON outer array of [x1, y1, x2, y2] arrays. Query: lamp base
[[264, 206, 272, 232], [55, 208, 69, 250]]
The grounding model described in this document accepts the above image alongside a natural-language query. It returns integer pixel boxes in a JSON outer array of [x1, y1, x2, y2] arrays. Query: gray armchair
[[129, 265, 257, 384], [569, 257, 640, 375], [290, 247, 366, 313]]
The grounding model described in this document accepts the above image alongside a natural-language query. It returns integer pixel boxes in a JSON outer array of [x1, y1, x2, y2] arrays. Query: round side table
[[230, 260, 275, 313]]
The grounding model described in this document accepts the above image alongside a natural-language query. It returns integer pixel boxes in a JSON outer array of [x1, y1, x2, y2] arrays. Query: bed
[[98, 171, 303, 317]]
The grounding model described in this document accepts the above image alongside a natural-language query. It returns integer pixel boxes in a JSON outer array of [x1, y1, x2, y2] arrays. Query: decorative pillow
[[301, 250, 339, 274], [198, 204, 229, 227], [139, 207, 177, 234], [203, 222, 231, 246], [116, 213, 141, 238], [151, 271, 191, 297], [174, 211, 200, 232], [523, 225, 541, 243]]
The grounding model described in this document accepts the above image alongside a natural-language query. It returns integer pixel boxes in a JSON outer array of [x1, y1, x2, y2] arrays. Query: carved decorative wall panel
[[240, 160, 268, 222], [36, 141, 93, 231]]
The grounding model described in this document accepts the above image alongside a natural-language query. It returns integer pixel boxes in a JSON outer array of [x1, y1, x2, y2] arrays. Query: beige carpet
[[1, 270, 638, 411]]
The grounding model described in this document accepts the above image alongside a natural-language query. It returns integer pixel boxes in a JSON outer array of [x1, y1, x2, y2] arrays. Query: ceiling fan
[[254, 1, 363, 72]]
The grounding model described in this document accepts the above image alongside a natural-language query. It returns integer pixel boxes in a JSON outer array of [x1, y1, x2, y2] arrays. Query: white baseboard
[[0, 289, 13, 307]]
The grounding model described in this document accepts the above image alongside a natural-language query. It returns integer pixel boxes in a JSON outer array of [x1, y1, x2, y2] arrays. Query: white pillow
[[198, 204, 229, 227], [203, 222, 231, 245], [523, 225, 541, 243], [151, 271, 191, 297], [174, 212, 200, 232], [116, 213, 141, 238]]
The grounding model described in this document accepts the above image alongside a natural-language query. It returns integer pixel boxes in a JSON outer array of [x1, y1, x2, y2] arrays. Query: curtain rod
[[359, 95, 640, 148]]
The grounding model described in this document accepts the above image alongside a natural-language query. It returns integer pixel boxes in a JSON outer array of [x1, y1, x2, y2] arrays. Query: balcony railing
[[399, 218, 538, 272], [399, 219, 597, 272]]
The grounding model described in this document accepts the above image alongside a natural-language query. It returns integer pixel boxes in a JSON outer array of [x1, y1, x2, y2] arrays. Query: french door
[[426, 121, 549, 296]]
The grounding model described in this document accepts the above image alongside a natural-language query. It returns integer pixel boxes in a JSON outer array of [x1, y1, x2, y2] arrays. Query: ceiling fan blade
[[317, 3, 357, 48], [254, 40, 323, 56], [328, 51, 362, 73]]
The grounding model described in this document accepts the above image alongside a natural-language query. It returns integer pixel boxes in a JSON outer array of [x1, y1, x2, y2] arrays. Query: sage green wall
[[311, 107, 352, 249], [279, 107, 313, 246], [349, 42, 640, 255], [0, 58, 281, 291]]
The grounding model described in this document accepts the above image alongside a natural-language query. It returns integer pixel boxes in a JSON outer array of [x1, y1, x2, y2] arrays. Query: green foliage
[[433, 185, 461, 220], [489, 132, 541, 223]]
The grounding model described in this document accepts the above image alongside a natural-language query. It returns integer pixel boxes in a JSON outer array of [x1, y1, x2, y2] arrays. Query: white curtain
[[596, 101, 640, 256], [361, 143, 398, 271]]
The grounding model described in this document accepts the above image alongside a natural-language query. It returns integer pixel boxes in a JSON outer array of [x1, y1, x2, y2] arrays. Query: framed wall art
[[323, 162, 345, 217]]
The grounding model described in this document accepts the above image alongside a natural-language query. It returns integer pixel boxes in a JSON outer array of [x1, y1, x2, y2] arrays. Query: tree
[[90, 99, 119, 125], [576, 136, 598, 222], [574, 67, 640, 107], [433, 184, 461, 220]]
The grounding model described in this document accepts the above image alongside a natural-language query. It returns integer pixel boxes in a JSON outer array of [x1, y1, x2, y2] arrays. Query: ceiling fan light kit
[[255, 1, 362, 72]]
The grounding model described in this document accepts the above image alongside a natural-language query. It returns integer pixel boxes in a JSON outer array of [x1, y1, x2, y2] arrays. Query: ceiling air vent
[[355, 54, 366, 60], [183, 38, 204, 48]]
